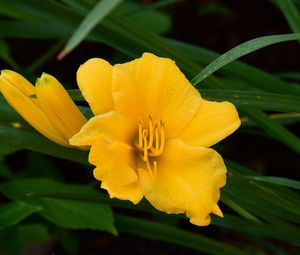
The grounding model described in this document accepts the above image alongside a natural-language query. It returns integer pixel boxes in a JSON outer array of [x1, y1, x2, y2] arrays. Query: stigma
[[135, 115, 165, 176]]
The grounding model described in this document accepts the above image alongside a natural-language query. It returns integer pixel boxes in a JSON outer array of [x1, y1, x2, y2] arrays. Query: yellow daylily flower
[[70, 53, 241, 226], [0, 70, 87, 147]]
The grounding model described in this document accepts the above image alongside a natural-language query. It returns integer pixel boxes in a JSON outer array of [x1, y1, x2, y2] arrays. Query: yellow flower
[[69, 52, 240, 226], [0, 70, 87, 147]]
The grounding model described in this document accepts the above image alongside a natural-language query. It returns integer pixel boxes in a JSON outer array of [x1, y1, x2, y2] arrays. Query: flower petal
[[179, 100, 241, 147], [113, 53, 201, 138], [90, 136, 137, 186], [101, 180, 143, 205], [138, 139, 226, 226], [69, 111, 136, 146], [1, 70, 35, 96], [36, 73, 87, 141], [0, 75, 68, 146], [111, 65, 138, 121], [77, 58, 114, 115]]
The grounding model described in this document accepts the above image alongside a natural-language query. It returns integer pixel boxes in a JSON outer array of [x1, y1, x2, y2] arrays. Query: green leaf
[[39, 197, 116, 233], [116, 1, 171, 34], [221, 195, 261, 222], [272, 0, 300, 36], [17, 224, 50, 244], [224, 167, 300, 224], [0, 202, 41, 230], [201, 89, 300, 113], [0, 97, 88, 162], [59, 0, 123, 58], [0, 227, 22, 253], [166, 35, 300, 95], [0, 143, 20, 157], [68, 88, 300, 112], [242, 112, 300, 127], [191, 33, 300, 86], [245, 176, 300, 190], [0, 39, 18, 69], [278, 71, 300, 82], [57, 229, 79, 255], [239, 108, 300, 154], [0, 178, 116, 234], [212, 214, 300, 246], [0, 160, 13, 178], [0, 0, 41, 21], [128, 10, 171, 35], [0, 124, 88, 163], [115, 214, 250, 255]]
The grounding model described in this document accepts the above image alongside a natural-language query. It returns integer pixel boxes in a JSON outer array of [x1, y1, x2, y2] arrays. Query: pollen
[[135, 115, 165, 176]]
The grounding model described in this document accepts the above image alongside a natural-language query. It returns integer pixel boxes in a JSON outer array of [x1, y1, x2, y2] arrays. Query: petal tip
[[190, 214, 211, 226]]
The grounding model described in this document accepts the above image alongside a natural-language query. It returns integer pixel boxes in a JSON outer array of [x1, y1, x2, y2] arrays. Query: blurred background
[[1, 0, 300, 254]]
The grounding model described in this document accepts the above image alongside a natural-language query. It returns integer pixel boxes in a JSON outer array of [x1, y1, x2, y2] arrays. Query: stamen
[[143, 135, 148, 162], [156, 121, 165, 154], [138, 121, 143, 148], [153, 161, 157, 177], [135, 115, 165, 174], [147, 115, 154, 149], [153, 126, 160, 152]]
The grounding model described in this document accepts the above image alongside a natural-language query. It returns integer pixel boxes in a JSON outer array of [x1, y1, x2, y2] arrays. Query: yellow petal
[[101, 180, 143, 205], [35, 73, 87, 141], [0, 77, 68, 146], [1, 70, 35, 96], [111, 66, 139, 121], [113, 53, 202, 138], [179, 100, 241, 147], [138, 139, 226, 226], [77, 58, 114, 115], [69, 111, 135, 146], [90, 136, 137, 186]]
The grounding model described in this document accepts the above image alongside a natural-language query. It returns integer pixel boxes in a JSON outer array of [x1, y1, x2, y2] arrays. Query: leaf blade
[[59, 0, 123, 58], [0, 202, 41, 230], [191, 33, 300, 86]]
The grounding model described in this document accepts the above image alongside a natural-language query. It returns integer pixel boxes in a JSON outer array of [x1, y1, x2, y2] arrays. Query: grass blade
[[245, 176, 300, 190], [201, 89, 300, 112], [191, 33, 300, 86], [58, 0, 123, 59], [239, 108, 300, 154], [68, 88, 300, 112], [167, 39, 300, 95], [115, 214, 250, 255], [272, 0, 300, 35]]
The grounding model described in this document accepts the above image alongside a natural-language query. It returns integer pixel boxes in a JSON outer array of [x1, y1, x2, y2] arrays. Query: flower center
[[135, 115, 165, 176]]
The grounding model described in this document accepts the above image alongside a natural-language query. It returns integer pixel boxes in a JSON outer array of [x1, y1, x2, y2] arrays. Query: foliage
[[0, 0, 300, 254]]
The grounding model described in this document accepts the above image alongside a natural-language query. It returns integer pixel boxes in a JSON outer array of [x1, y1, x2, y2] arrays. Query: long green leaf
[[25, 188, 300, 246], [59, 0, 123, 58], [239, 108, 300, 154], [0, 202, 41, 230], [167, 38, 300, 96], [0, 178, 116, 234], [245, 176, 300, 190], [242, 113, 300, 127], [201, 90, 300, 112], [115, 214, 249, 255], [67, 89, 300, 113], [191, 33, 300, 85], [272, 0, 300, 35]]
